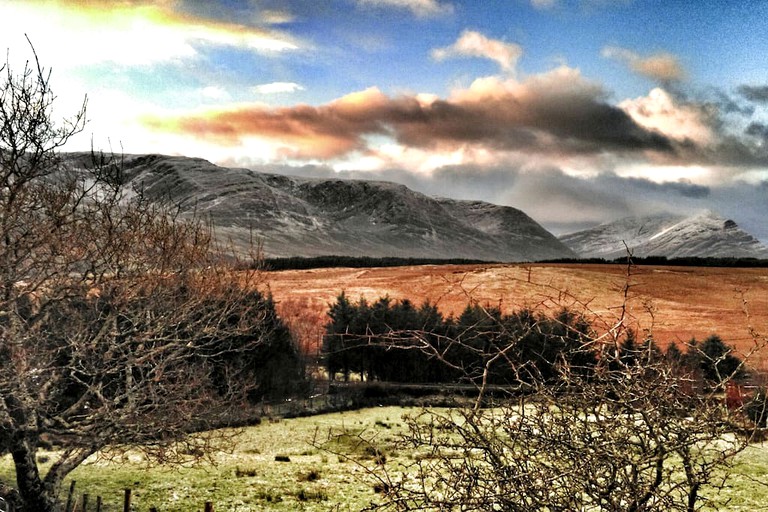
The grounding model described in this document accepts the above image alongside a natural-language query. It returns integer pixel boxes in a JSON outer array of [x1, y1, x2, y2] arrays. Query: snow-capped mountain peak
[[559, 211, 768, 259]]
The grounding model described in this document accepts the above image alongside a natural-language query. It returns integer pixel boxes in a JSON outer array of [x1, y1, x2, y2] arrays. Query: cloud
[[403, 69, 672, 153], [147, 65, 673, 161], [431, 31, 523, 73], [746, 122, 768, 141], [704, 87, 754, 116], [530, 0, 558, 9], [201, 86, 231, 101], [619, 175, 709, 198], [255, 9, 296, 25], [738, 85, 768, 103], [144, 87, 389, 158], [602, 46, 685, 82], [253, 82, 305, 94], [256, 160, 753, 239], [617, 88, 768, 170], [355, 0, 453, 17], [431, 168, 711, 229], [531, 0, 633, 12], [583, 0, 632, 7], [0, 1, 298, 70], [619, 88, 715, 146]]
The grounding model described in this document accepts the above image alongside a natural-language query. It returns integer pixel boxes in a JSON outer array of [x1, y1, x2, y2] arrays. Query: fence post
[[123, 489, 131, 512], [95, 496, 102, 512], [65, 481, 76, 512], [204, 502, 214, 512], [81, 493, 89, 512]]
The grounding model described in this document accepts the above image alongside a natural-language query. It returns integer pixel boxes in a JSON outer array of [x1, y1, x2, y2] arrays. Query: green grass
[[0, 407, 410, 511], [2, 407, 768, 511], [708, 442, 768, 511]]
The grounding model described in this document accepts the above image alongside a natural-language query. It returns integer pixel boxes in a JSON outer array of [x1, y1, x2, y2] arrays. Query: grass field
[[0, 408, 408, 512], [3, 406, 768, 511]]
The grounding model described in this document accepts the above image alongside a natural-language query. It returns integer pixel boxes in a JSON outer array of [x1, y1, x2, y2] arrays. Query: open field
[[17, 263, 760, 510], [0, 408, 411, 512], [0, 409, 393, 511], [3, 406, 768, 511], [266, 263, 768, 365]]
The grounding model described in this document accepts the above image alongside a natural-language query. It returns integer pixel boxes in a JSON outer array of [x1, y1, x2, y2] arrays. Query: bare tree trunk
[[11, 438, 59, 512]]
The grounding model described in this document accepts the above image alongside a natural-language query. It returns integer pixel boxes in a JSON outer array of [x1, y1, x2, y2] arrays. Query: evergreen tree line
[[322, 293, 745, 388], [542, 256, 768, 268], [259, 255, 768, 271], [14, 288, 306, 408], [261, 255, 490, 271]]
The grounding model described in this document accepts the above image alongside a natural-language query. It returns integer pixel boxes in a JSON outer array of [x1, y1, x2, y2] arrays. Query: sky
[[2, 0, 768, 240]]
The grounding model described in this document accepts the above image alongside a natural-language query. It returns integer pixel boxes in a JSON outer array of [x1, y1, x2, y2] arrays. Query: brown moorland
[[266, 263, 768, 369]]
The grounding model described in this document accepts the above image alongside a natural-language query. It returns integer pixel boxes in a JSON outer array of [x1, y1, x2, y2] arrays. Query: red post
[[726, 381, 744, 410]]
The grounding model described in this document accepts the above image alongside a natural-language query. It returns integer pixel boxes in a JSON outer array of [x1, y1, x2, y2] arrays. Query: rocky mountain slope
[[559, 211, 768, 259], [73, 154, 575, 262]]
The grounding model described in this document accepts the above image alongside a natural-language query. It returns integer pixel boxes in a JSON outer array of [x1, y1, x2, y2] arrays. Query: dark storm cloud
[[665, 181, 711, 198], [618, 176, 710, 198], [746, 122, 768, 141], [737, 85, 768, 104], [393, 91, 672, 154], [704, 87, 754, 116], [148, 69, 674, 159], [700, 135, 768, 168]]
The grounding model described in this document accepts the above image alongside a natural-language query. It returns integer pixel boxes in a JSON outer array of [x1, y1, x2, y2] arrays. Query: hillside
[[559, 212, 768, 259], [265, 263, 768, 355], [69, 154, 575, 262]]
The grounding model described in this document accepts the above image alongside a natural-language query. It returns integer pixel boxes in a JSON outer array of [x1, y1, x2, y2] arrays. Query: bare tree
[[371, 355, 745, 511], [0, 43, 293, 511]]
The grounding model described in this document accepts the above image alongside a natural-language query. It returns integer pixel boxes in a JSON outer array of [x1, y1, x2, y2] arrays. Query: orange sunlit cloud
[[620, 88, 715, 146], [143, 97, 378, 160], [146, 66, 678, 164], [602, 46, 686, 82], [431, 30, 523, 73]]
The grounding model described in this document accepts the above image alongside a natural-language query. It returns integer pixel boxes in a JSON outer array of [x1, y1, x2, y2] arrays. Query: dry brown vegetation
[[267, 263, 768, 366]]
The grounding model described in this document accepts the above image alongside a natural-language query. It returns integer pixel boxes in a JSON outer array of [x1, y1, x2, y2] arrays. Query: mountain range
[[91, 154, 574, 261], [558, 211, 768, 260], [64, 154, 768, 262]]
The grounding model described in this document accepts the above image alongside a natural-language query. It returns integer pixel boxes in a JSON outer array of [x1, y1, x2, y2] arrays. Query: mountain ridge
[[559, 211, 768, 259], [67, 154, 575, 262], [63, 153, 767, 262]]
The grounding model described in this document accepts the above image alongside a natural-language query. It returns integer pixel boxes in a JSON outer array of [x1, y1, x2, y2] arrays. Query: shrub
[[234, 466, 258, 478], [299, 469, 321, 482], [746, 388, 768, 428]]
